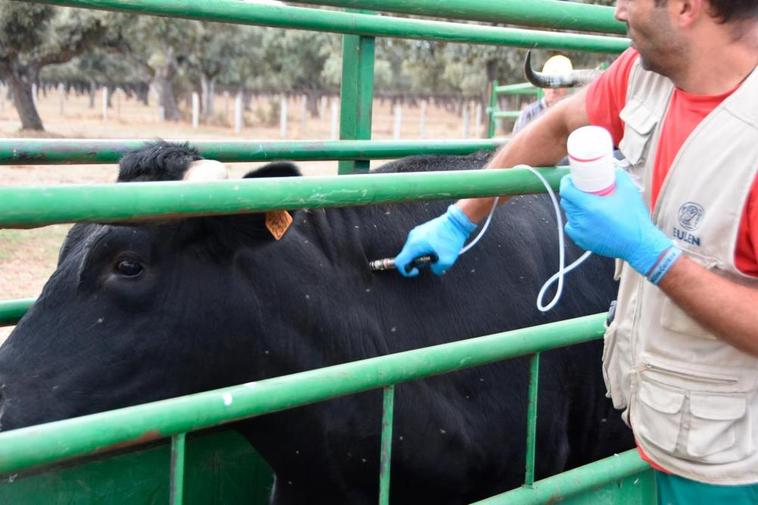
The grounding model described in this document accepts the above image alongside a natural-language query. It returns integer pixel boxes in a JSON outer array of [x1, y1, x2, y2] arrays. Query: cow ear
[[201, 161, 302, 250], [243, 161, 301, 179]]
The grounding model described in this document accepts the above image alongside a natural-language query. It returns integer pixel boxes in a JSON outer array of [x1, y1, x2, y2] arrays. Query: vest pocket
[[636, 378, 685, 453], [687, 393, 751, 464], [619, 98, 658, 168]]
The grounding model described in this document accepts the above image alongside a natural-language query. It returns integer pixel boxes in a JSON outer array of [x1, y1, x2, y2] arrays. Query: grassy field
[[0, 88, 502, 342]]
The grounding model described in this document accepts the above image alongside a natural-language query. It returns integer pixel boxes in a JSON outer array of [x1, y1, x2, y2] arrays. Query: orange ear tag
[[265, 211, 293, 240]]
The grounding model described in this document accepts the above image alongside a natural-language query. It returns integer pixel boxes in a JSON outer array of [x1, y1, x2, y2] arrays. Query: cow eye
[[115, 258, 143, 277]]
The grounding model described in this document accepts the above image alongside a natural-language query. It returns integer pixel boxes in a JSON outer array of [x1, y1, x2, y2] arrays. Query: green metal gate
[[0, 1, 653, 504]]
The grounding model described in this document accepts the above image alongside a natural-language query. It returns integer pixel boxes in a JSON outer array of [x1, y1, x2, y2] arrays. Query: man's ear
[[673, 0, 703, 28]]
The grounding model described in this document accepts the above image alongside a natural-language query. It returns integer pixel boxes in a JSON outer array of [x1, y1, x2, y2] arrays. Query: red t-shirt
[[586, 48, 758, 277]]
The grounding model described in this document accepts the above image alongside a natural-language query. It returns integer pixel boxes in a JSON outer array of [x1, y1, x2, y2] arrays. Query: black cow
[[0, 142, 632, 504]]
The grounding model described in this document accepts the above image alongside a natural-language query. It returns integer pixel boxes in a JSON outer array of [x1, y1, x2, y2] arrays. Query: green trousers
[[656, 470, 758, 504]]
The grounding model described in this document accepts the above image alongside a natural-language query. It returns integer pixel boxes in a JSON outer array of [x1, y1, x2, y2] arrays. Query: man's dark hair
[[707, 0, 758, 23], [654, 0, 758, 23]]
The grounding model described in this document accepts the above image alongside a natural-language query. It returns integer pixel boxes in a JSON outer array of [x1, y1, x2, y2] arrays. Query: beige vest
[[603, 58, 758, 484]]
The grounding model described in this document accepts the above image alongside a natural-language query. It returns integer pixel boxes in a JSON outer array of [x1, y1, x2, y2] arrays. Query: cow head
[[0, 142, 300, 431]]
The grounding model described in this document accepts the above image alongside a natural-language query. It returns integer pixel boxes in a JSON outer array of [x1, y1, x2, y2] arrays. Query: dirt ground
[[0, 89, 497, 342]]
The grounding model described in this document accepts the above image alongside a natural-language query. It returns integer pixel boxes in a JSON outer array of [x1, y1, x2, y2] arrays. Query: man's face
[[544, 87, 568, 107], [615, 0, 684, 76]]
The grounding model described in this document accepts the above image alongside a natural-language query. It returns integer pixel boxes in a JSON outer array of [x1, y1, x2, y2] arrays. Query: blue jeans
[[655, 470, 758, 504]]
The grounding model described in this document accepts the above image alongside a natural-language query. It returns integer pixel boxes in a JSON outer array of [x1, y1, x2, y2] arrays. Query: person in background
[[395, 1, 758, 503], [511, 54, 573, 134]]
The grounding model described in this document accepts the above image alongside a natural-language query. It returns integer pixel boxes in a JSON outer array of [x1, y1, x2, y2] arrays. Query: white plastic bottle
[[566, 125, 616, 195]]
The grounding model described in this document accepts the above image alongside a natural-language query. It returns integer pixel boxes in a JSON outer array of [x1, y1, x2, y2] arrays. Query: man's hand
[[559, 168, 674, 277], [395, 204, 476, 277]]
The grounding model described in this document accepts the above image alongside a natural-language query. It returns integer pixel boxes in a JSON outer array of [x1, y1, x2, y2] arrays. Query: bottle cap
[[567, 126, 616, 194]]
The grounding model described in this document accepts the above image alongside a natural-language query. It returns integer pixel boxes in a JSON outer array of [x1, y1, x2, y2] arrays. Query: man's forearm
[[659, 256, 758, 357], [457, 88, 590, 223]]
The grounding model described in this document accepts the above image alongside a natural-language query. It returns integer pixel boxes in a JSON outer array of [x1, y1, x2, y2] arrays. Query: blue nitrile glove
[[559, 168, 674, 277], [395, 204, 477, 277]]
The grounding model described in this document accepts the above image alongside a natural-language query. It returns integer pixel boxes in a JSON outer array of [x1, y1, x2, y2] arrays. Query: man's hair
[[707, 0, 758, 23], [655, 0, 758, 23]]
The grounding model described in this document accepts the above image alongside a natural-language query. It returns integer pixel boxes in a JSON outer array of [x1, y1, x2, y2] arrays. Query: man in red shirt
[[395, 1, 758, 502]]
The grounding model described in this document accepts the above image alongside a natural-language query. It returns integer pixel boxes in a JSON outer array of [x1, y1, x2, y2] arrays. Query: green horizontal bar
[[0, 297, 35, 326], [29, 0, 629, 53], [0, 139, 502, 165], [0, 313, 606, 475], [291, 0, 626, 35], [0, 167, 569, 229], [494, 83, 540, 95], [471, 449, 650, 505], [494, 111, 522, 119]]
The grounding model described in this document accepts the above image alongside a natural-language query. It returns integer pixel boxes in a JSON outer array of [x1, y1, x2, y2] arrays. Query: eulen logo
[[677, 202, 705, 232]]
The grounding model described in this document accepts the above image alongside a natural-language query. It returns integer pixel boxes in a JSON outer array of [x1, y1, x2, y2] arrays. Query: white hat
[[542, 55, 573, 75]]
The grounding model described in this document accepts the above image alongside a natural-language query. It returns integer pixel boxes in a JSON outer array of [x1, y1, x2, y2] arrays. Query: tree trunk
[[4, 67, 44, 131], [201, 75, 217, 118], [153, 70, 180, 121], [305, 89, 320, 119], [88, 80, 96, 109]]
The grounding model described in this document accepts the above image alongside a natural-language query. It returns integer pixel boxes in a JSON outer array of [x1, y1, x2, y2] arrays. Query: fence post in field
[[393, 104, 402, 140], [462, 102, 470, 138], [224, 91, 230, 123], [320, 95, 328, 118], [192, 92, 200, 128], [234, 92, 243, 133], [419, 100, 427, 138], [300, 95, 308, 136], [331, 100, 339, 140], [58, 83, 65, 116], [280, 94, 288, 139], [101, 87, 108, 121]]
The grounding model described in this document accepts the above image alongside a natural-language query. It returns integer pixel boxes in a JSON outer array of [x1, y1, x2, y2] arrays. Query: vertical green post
[[338, 12, 375, 174], [170, 433, 186, 505], [378, 385, 395, 505], [487, 79, 499, 138], [524, 353, 540, 487]]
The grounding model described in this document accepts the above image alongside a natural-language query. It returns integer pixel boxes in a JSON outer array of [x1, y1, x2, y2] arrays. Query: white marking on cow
[[361, 458, 367, 463], [365, 288, 371, 293], [223, 393, 233, 406], [184, 159, 229, 181], [97, 318, 104, 324], [390, 327, 397, 333], [398, 436, 404, 441], [470, 269, 476, 273], [305, 294, 310, 300], [439, 429, 447, 435]]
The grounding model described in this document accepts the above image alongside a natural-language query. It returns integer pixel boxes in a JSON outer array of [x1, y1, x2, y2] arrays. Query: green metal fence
[[0, 1, 650, 504], [486, 82, 544, 138]]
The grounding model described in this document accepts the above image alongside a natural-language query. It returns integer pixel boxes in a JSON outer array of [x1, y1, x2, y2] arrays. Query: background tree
[[0, 2, 113, 130]]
